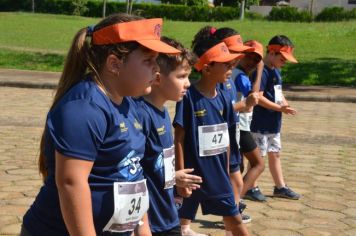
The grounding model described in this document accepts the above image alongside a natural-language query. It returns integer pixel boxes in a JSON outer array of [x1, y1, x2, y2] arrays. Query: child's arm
[[175, 169, 202, 190], [174, 125, 192, 197], [252, 60, 264, 93]]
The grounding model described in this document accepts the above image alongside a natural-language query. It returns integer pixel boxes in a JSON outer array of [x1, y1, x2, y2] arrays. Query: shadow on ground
[[284, 58, 356, 87]]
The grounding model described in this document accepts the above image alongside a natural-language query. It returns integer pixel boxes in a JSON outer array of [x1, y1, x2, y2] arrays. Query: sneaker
[[181, 228, 208, 236], [239, 200, 247, 214], [241, 214, 252, 224], [244, 186, 267, 202], [273, 186, 300, 200]]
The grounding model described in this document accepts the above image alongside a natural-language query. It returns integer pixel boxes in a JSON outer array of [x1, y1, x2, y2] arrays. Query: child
[[214, 28, 263, 223], [136, 37, 203, 236], [230, 40, 266, 202], [250, 35, 300, 200], [174, 26, 249, 236], [21, 14, 181, 236]]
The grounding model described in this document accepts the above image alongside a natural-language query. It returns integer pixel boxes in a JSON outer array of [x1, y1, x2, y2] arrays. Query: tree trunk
[[32, 0, 35, 13], [103, 0, 107, 18], [239, 0, 245, 20]]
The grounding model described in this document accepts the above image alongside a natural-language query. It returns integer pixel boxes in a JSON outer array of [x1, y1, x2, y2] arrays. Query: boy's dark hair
[[213, 27, 240, 41], [157, 36, 197, 75], [267, 35, 294, 52], [191, 26, 222, 58]]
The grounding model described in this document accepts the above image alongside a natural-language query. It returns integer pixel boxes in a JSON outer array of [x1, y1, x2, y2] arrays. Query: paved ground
[[0, 69, 356, 235]]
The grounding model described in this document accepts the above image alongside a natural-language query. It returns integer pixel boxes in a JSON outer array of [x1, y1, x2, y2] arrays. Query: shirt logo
[[134, 119, 142, 130], [157, 125, 166, 135], [119, 122, 128, 132], [219, 110, 223, 116], [226, 83, 232, 89], [194, 109, 207, 117]]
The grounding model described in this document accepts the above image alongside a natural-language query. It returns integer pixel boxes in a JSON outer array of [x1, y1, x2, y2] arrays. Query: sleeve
[[46, 100, 107, 161], [173, 95, 189, 129], [136, 103, 151, 138], [235, 74, 252, 97]]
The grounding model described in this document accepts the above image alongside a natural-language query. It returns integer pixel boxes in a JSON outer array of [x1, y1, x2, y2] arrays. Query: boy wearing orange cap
[[250, 35, 300, 200]]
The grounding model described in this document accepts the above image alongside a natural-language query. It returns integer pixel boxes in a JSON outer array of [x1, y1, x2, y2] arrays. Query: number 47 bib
[[103, 179, 149, 233], [198, 123, 229, 157]]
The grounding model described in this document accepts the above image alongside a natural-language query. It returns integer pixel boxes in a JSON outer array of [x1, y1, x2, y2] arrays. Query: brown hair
[[39, 13, 144, 180], [156, 36, 196, 75]]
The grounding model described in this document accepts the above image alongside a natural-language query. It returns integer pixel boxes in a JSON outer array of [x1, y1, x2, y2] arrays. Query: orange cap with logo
[[92, 18, 180, 54], [223, 35, 254, 53], [267, 44, 298, 63], [194, 42, 244, 71], [244, 40, 264, 58]]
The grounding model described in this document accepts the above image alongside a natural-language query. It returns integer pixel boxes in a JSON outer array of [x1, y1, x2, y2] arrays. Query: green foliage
[[72, 0, 88, 16], [268, 7, 313, 22], [315, 7, 356, 22], [245, 11, 264, 20], [161, 0, 208, 6]]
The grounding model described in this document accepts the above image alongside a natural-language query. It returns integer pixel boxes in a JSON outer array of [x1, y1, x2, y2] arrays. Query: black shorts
[[239, 130, 257, 153]]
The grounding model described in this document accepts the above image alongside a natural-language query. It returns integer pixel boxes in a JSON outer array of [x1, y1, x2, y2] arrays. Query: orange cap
[[223, 35, 254, 53], [92, 18, 180, 54], [244, 40, 264, 58], [267, 44, 298, 63], [194, 42, 244, 71]]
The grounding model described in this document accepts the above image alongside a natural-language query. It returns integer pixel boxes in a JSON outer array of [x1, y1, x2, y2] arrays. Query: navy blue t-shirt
[[251, 66, 283, 134], [136, 98, 180, 233], [219, 79, 241, 166], [173, 85, 237, 199], [23, 78, 146, 236]]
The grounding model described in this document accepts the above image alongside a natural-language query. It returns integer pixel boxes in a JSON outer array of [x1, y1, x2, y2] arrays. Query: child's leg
[[266, 133, 284, 188], [229, 168, 243, 204], [268, 151, 285, 188], [223, 215, 250, 236], [179, 197, 206, 236], [241, 147, 264, 197]]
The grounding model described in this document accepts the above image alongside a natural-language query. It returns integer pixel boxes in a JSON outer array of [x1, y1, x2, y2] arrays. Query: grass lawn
[[0, 12, 355, 86]]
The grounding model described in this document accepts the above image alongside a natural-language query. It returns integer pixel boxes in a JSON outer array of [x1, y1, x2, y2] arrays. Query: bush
[[315, 7, 356, 21], [161, 0, 208, 6], [0, 0, 240, 21], [245, 11, 265, 20], [268, 6, 313, 22]]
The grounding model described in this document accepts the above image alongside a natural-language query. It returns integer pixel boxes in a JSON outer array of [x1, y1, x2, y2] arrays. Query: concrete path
[[0, 69, 356, 235]]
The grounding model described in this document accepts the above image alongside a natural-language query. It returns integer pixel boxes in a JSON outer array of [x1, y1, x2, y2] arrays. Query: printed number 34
[[128, 197, 141, 215], [212, 133, 223, 144]]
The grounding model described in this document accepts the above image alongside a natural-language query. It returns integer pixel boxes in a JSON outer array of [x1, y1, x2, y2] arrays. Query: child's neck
[[264, 58, 274, 69], [143, 89, 166, 111], [195, 76, 217, 98]]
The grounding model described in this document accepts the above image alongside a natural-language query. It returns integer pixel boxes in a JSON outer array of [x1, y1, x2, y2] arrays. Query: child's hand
[[175, 169, 202, 190], [281, 105, 297, 115], [176, 186, 193, 198], [246, 92, 259, 107]]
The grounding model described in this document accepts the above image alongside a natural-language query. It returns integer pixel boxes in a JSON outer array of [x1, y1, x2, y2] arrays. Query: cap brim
[[137, 39, 181, 54], [280, 51, 298, 63], [228, 45, 254, 53], [213, 53, 245, 63]]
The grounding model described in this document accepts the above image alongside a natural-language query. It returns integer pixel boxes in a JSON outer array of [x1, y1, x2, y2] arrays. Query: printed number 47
[[128, 197, 141, 215], [212, 133, 223, 144]]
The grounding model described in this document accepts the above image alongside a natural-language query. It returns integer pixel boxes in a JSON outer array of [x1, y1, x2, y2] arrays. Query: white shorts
[[251, 132, 281, 157]]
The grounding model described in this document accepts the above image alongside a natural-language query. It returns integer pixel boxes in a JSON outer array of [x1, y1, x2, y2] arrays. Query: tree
[[103, 0, 107, 17], [239, 0, 245, 20], [32, 0, 35, 13], [126, 0, 134, 14]]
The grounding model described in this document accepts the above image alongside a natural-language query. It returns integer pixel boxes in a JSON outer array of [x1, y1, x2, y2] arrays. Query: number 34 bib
[[103, 179, 149, 233], [198, 123, 229, 157]]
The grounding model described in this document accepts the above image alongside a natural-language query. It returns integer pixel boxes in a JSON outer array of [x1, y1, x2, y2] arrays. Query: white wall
[[290, 0, 356, 14]]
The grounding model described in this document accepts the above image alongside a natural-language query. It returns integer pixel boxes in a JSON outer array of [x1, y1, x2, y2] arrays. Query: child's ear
[[106, 54, 122, 74], [202, 64, 210, 74]]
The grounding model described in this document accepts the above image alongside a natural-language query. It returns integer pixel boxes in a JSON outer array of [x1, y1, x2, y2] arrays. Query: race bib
[[198, 123, 229, 157], [236, 123, 240, 145], [103, 179, 149, 233], [274, 85, 283, 105], [163, 146, 176, 189]]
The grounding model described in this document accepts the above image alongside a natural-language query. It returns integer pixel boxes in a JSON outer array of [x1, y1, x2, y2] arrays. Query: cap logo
[[221, 45, 228, 53], [154, 24, 161, 38]]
